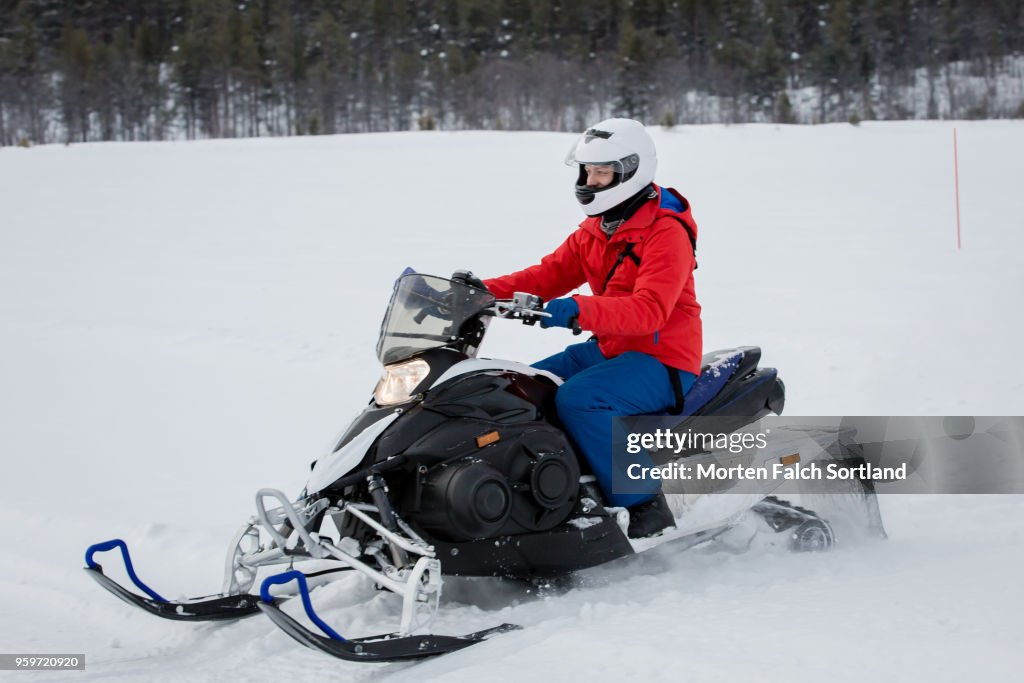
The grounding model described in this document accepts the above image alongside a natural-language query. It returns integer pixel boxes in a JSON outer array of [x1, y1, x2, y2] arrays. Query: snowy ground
[[1, 121, 1023, 681]]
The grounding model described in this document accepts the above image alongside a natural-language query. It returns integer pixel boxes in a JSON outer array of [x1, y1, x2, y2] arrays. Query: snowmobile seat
[[662, 346, 762, 417]]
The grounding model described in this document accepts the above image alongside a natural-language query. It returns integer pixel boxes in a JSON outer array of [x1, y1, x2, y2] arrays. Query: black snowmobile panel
[[768, 376, 786, 415], [399, 421, 581, 542], [370, 404, 450, 464], [431, 512, 634, 579], [423, 371, 554, 423], [372, 368, 558, 465]]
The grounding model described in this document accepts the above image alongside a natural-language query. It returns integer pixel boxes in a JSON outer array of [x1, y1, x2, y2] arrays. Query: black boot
[[627, 493, 676, 539]]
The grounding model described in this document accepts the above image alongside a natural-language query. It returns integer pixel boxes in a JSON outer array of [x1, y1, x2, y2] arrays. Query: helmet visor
[[565, 144, 640, 180]]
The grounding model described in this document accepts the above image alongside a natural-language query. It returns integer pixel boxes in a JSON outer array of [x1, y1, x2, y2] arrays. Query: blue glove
[[541, 297, 580, 329]]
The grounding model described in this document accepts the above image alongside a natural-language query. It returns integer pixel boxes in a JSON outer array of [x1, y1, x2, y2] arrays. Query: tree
[[58, 22, 92, 142]]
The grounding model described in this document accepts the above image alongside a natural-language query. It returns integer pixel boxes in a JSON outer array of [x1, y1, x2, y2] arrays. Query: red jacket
[[484, 184, 702, 374]]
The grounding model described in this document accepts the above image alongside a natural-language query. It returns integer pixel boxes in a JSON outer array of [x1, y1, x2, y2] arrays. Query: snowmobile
[[84, 271, 883, 663]]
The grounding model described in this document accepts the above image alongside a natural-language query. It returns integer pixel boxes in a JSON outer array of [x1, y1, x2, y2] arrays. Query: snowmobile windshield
[[376, 273, 496, 365]]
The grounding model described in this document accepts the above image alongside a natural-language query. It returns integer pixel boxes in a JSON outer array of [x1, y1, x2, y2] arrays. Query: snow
[[1, 121, 1022, 681]]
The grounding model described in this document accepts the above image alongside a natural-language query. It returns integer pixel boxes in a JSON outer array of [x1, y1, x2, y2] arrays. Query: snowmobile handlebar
[[489, 292, 582, 335], [490, 291, 546, 321]]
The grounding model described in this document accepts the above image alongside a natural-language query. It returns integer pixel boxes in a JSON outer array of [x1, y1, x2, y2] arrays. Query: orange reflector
[[780, 453, 801, 466], [476, 431, 500, 448]]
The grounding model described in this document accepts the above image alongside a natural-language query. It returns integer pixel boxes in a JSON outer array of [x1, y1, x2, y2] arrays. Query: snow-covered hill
[[1, 121, 1022, 681]]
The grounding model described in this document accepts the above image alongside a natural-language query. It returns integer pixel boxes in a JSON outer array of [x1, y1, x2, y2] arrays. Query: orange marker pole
[[953, 128, 962, 250]]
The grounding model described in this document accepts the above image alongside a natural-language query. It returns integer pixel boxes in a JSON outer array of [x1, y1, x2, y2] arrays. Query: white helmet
[[564, 118, 657, 216]]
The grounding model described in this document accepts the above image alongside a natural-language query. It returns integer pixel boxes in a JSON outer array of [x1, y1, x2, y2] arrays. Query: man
[[483, 118, 702, 538]]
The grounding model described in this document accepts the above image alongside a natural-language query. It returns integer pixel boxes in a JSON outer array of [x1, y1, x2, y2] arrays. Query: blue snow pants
[[532, 340, 696, 508]]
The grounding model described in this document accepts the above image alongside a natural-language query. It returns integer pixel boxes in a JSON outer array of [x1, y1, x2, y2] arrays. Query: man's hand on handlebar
[[541, 298, 583, 335]]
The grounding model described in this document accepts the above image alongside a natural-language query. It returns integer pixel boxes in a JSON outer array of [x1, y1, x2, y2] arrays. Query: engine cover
[[388, 370, 580, 542], [409, 425, 580, 542], [421, 460, 512, 539]]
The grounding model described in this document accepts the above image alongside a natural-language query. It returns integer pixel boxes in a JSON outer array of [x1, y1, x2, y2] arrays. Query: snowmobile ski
[[84, 539, 262, 621], [257, 569, 519, 662]]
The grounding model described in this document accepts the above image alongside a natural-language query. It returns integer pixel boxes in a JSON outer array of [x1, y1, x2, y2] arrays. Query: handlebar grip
[[570, 317, 582, 336]]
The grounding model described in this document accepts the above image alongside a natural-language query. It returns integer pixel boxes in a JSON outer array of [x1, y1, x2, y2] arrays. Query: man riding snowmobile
[[482, 117, 701, 538]]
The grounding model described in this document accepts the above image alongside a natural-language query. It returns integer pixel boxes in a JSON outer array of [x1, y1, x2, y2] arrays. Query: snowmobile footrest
[[83, 538, 261, 621], [258, 600, 519, 662]]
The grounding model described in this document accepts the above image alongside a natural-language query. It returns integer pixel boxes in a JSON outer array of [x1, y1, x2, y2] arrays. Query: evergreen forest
[[1, 0, 1021, 145]]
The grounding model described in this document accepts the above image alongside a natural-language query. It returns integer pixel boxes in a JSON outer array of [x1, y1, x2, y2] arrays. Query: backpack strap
[[603, 207, 698, 292], [665, 363, 686, 415], [602, 242, 641, 290]]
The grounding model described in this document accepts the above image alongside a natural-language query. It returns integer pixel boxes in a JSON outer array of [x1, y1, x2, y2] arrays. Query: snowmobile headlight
[[374, 358, 430, 406]]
